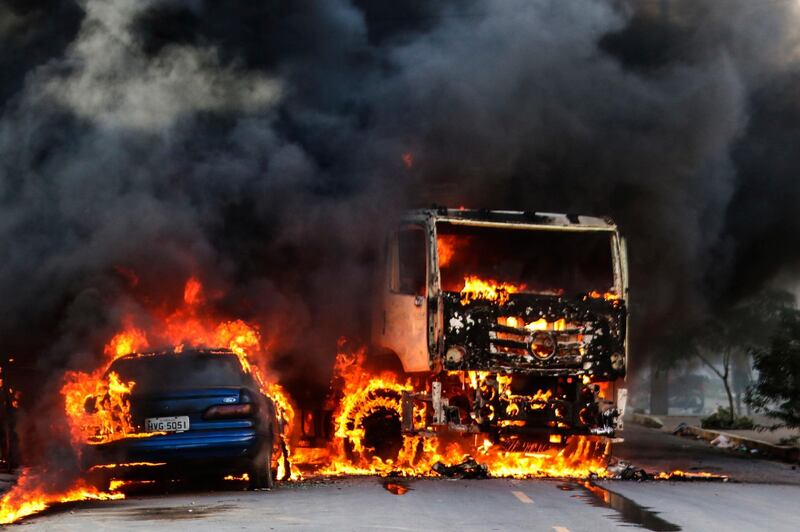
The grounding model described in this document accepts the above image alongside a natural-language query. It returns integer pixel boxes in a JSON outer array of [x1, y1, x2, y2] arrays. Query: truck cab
[[372, 208, 629, 444]]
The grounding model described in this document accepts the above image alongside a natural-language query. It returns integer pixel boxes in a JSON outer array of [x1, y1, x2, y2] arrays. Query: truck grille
[[488, 317, 586, 365]]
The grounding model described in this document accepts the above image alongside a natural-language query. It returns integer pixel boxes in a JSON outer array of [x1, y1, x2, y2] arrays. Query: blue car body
[[83, 349, 276, 487]]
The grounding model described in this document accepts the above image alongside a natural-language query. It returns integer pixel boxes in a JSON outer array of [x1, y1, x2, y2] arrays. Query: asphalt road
[[21, 476, 800, 532], [615, 423, 800, 485], [13, 425, 800, 531]]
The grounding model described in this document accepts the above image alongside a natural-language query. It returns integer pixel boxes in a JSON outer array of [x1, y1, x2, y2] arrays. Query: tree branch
[[722, 349, 730, 380], [696, 350, 725, 380]]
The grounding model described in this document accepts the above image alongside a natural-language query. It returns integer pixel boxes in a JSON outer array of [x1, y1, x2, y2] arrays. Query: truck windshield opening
[[437, 222, 616, 297]]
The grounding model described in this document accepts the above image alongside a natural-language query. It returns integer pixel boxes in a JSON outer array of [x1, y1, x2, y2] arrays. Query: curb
[[677, 425, 800, 463], [630, 413, 664, 429]]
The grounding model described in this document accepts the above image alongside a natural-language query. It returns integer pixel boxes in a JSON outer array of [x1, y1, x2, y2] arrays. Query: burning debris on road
[[432, 457, 489, 479], [604, 461, 728, 482]]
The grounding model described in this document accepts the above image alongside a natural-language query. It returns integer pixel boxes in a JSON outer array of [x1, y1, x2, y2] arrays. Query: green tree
[[691, 290, 792, 426], [747, 307, 800, 429]]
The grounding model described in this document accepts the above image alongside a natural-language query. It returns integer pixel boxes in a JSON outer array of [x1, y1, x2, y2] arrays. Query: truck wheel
[[338, 386, 408, 466], [249, 442, 274, 490], [360, 406, 403, 461]]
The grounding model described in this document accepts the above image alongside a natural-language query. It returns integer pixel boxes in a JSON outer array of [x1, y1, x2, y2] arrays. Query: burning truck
[[317, 208, 629, 466]]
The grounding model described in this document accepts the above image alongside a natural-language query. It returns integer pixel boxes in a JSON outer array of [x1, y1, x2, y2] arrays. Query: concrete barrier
[[677, 425, 800, 463], [630, 412, 664, 429]]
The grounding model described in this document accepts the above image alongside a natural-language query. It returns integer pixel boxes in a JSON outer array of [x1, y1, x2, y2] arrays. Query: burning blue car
[[83, 348, 280, 490]]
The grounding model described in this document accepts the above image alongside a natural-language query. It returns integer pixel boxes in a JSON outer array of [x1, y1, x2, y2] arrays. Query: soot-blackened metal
[[441, 293, 627, 380]]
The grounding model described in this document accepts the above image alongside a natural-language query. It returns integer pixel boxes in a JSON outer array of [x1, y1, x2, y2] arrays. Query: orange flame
[[655, 470, 727, 481], [312, 347, 417, 476], [222, 473, 250, 482], [108, 479, 155, 490], [183, 276, 203, 305], [107, 278, 298, 480], [88, 462, 166, 471], [586, 290, 619, 301], [1, 275, 632, 524], [437, 234, 459, 268], [0, 277, 299, 524], [0, 470, 124, 525], [103, 328, 148, 361], [61, 326, 154, 447], [61, 371, 144, 445], [289, 344, 611, 479], [460, 276, 524, 306]]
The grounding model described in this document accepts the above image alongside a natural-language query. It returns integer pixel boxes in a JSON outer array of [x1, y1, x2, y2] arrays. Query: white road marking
[[274, 516, 312, 523], [511, 490, 533, 504], [553, 527, 570, 532]]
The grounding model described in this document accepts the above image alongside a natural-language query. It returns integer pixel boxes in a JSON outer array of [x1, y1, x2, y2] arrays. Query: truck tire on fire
[[343, 388, 406, 463]]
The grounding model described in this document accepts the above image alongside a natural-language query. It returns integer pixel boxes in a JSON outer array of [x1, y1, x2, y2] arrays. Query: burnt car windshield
[[108, 352, 250, 392], [437, 222, 615, 296]]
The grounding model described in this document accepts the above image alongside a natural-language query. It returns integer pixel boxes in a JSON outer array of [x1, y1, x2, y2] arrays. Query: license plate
[[145, 416, 190, 433]]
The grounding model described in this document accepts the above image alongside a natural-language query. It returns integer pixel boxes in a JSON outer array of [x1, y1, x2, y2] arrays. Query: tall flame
[[62, 371, 138, 445], [1, 276, 298, 524], [460, 276, 524, 305], [62, 327, 152, 447], [104, 328, 148, 360]]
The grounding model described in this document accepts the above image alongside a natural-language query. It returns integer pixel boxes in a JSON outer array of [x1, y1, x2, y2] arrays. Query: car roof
[[111, 347, 240, 363]]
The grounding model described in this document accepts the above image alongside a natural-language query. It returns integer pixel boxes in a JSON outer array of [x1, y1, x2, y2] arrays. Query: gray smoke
[[1, 0, 800, 399]]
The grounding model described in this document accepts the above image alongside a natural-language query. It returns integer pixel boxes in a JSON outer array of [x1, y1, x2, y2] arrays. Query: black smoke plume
[[1, 0, 799, 414]]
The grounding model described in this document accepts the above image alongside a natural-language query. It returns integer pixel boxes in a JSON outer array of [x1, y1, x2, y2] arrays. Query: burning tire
[[359, 405, 403, 461], [341, 388, 405, 465]]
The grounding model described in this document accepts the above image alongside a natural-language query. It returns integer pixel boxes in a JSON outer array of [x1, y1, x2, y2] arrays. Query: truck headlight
[[445, 346, 465, 364]]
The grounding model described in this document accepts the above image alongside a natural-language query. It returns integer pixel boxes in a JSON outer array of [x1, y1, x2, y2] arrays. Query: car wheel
[[249, 442, 274, 490]]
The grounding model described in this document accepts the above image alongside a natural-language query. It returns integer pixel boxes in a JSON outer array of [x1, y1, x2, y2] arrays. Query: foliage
[[686, 290, 794, 425], [700, 406, 754, 430], [746, 308, 800, 430]]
